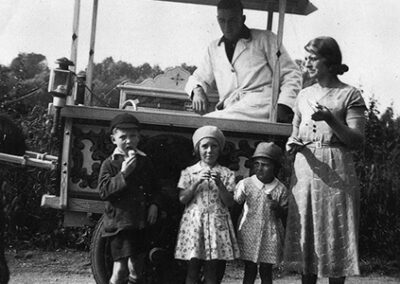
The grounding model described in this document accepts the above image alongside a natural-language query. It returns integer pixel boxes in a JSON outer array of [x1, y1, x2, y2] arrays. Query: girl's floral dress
[[175, 162, 239, 260]]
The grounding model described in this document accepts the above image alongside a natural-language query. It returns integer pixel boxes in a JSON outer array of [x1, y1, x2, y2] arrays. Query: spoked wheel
[[90, 214, 187, 284], [90, 215, 113, 284]]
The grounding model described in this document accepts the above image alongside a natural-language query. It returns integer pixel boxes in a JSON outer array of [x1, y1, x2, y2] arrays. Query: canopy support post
[[51, 0, 82, 210], [267, 10, 273, 31], [85, 0, 99, 106], [68, 0, 80, 106], [270, 0, 286, 122]]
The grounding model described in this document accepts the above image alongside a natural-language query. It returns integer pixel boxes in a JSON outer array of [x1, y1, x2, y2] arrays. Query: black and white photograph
[[0, 1, 399, 283]]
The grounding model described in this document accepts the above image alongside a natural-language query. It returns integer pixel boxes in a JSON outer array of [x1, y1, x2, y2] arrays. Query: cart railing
[[0, 151, 57, 170], [118, 66, 219, 112]]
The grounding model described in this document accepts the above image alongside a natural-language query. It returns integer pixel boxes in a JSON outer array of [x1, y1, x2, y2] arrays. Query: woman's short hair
[[305, 36, 349, 75]]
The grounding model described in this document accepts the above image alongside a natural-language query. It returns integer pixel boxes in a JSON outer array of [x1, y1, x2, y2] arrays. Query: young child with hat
[[175, 125, 239, 284], [98, 113, 163, 284], [234, 142, 288, 284]]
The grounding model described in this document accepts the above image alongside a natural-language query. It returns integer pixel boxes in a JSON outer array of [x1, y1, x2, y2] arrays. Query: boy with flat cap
[[98, 113, 162, 284]]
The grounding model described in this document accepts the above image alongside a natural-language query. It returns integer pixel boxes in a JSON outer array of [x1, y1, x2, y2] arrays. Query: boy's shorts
[[109, 229, 145, 261]]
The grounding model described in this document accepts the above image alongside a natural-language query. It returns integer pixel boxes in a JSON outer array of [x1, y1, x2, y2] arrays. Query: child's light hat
[[192, 125, 225, 149], [252, 142, 282, 163], [110, 113, 140, 131]]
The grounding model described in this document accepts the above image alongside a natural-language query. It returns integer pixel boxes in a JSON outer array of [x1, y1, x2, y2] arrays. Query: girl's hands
[[197, 170, 223, 188], [198, 169, 212, 182], [209, 171, 223, 187], [190, 169, 211, 194], [267, 194, 280, 212]]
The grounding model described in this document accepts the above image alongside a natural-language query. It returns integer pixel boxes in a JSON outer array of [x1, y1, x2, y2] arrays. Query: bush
[[1, 106, 93, 250], [355, 100, 400, 260]]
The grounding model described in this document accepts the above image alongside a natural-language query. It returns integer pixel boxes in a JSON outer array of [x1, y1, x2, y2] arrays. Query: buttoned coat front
[[98, 151, 162, 237]]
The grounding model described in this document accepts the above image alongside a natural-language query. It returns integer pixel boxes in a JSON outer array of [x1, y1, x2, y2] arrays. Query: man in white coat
[[185, 0, 302, 122]]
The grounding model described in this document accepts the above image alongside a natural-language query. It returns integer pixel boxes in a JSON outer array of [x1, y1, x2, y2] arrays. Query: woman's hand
[[311, 103, 333, 122], [286, 136, 305, 155], [310, 102, 365, 149]]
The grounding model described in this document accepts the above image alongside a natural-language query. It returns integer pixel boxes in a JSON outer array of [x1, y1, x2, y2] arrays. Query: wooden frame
[[60, 105, 292, 136]]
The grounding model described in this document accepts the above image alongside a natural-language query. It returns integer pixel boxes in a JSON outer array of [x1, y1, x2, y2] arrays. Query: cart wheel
[[90, 216, 113, 284]]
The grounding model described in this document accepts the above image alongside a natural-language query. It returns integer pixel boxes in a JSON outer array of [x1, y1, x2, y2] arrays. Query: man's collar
[[218, 25, 251, 46], [111, 148, 146, 160]]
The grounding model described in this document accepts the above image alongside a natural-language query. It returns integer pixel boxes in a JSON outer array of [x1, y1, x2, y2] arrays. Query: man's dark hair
[[217, 0, 243, 12]]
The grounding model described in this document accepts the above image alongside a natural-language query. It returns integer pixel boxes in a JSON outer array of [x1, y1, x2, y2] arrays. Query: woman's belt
[[304, 141, 345, 149]]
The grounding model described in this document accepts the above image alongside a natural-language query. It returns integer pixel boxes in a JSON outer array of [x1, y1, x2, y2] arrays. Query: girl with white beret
[[175, 125, 239, 284]]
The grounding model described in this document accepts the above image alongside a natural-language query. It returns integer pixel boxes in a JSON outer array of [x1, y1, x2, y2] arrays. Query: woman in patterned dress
[[175, 125, 239, 284], [234, 142, 288, 284], [283, 37, 367, 284]]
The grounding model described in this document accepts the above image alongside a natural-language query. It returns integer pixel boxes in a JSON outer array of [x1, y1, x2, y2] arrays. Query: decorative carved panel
[[69, 123, 291, 193]]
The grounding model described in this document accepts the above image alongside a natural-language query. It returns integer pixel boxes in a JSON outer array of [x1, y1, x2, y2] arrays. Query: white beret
[[192, 125, 225, 149]]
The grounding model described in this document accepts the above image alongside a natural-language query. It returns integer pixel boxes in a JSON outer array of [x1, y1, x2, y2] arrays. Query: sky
[[1, 0, 400, 114]]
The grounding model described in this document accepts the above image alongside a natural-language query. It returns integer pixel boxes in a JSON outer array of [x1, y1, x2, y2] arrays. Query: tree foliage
[[0, 53, 50, 115], [91, 57, 163, 107], [355, 100, 400, 260]]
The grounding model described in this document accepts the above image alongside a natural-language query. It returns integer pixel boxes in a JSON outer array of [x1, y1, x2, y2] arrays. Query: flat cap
[[110, 113, 140, 131]]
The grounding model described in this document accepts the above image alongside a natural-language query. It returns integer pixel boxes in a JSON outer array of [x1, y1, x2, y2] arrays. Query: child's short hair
[[109, 113, 140, 133]]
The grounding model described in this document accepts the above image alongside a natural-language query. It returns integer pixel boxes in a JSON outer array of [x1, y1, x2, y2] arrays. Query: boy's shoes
[[109, 278, 139, 284], [127, 276, 139, 284]]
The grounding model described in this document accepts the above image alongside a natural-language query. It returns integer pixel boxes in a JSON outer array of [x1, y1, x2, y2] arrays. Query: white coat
[[185, 29, 302, 121]]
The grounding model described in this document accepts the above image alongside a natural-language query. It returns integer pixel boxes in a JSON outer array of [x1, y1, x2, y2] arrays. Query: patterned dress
[[283, 83, 366, 277], [175, 162, 240, 260], [235, 176, 288, 264]]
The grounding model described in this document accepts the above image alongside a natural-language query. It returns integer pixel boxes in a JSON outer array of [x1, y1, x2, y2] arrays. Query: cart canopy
[[156, 0, 317, 15]]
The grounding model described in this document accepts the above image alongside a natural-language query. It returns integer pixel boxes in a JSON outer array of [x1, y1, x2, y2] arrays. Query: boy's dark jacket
[[98, 152, 162, 237]]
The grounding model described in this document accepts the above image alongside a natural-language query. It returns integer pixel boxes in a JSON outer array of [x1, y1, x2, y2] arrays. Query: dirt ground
[[5, 249, 400, 284]]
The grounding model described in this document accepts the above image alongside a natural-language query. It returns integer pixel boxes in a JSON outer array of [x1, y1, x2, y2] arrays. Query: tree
[[91, 58, 163, 107], [354, 99, 400, 259], [2, 53, 50, 114], [180, 63, 197, 74]]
